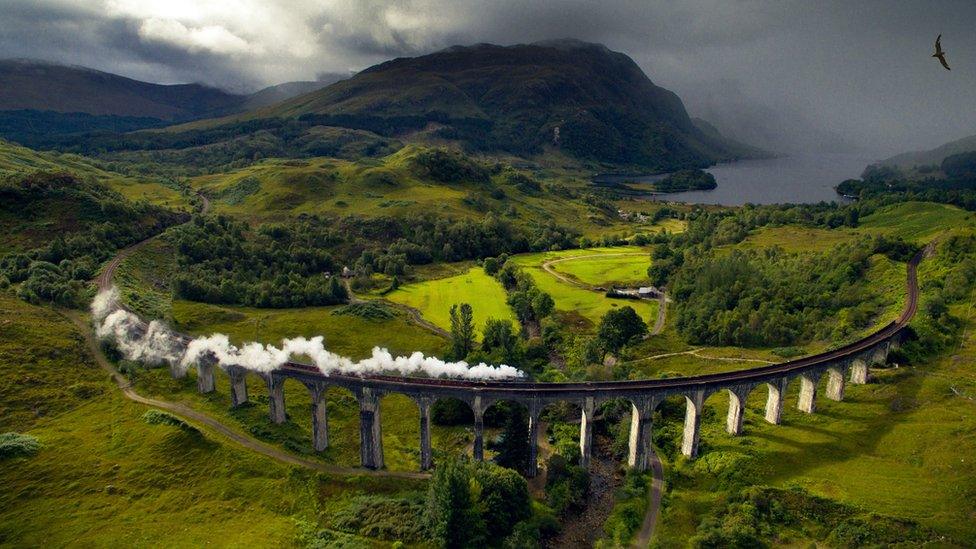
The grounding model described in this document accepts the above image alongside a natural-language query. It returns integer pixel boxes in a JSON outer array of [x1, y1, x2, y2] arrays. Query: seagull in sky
[[933, 34, 951, 71]]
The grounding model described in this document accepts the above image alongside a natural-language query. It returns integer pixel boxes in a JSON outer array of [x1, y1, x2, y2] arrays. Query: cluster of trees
[[690, 486, 940, 548], [168, 210, 577, 308], [411, 148, 491, 184], [168, 216, 348, 308], [0, 171, 185, 307], [424, 458, 556, 548], [838, 159, 976, 211], [669, 237, 915, 347], [494, 262, 555, 326]]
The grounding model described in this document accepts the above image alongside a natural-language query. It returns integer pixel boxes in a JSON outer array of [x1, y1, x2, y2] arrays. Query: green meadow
[[385, 267, 516, 337], [547, 251, 653, 287], [509, 247, 659, 329]]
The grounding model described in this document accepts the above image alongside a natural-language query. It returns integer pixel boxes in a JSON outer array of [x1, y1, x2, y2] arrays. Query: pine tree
[[449, 303, 476, 359]]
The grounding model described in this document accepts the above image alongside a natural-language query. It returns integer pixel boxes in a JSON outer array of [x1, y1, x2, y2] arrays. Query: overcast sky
[[2, 0, 975, 155]]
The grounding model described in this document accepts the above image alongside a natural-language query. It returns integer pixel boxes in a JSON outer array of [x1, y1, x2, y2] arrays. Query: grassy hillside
[[0, 292, 430, 546], [0, 138, 192, 210], [188, 144, 674, 240], [651, 273, 976, 547]]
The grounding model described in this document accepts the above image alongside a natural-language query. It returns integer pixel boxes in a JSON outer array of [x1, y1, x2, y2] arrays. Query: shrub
[[0, 432, 41, 459], [332, 301, 396, 320], [142, 409, 198, 433]]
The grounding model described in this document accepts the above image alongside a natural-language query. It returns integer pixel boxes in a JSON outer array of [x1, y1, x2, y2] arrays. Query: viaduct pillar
[[196, 356, 216, 394], [765, 378, 788, 424], [527, 403, 541, 478], [418, 397, 433, 471], [826, 366, 846, 401], [266, 374, 287, 424], [579, 397, 595, 468], [850, 359, 870, 384], [472, 395, 487, 461], [358, 388, 384, 469], [681, 390, 704, 458], [309, 383, 329, 452], [228, 367, 248, 407], [628, 397, 657, 471], [798, 372, 820, 414], [726, 385, 752, 436]]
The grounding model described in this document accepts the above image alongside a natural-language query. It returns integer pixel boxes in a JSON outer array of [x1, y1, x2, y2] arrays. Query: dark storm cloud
[[2, 0, 975, 154]]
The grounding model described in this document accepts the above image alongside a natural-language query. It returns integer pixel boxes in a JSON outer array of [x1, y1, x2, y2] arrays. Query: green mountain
[[229, 40, 759, 170]]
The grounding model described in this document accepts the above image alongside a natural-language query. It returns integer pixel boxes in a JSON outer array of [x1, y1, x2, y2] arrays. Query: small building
[[341, 266, 353, 278]]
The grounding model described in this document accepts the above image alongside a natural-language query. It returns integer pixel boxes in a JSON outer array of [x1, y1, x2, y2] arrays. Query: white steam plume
[[91, 287, 524, 380]]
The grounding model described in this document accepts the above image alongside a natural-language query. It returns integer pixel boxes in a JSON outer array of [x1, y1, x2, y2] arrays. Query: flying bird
[[933, 34, 951, 70]]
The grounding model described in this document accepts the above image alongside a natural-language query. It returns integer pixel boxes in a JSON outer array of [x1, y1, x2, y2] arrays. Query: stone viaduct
[[178, 251, 921, 475]]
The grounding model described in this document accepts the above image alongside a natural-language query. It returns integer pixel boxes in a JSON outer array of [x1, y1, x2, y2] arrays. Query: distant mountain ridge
[[0, 59, 244, 120], [0, 59, 348, 146], [878, 133, 976, 169]]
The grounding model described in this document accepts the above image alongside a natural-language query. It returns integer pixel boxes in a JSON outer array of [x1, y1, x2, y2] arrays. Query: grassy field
[[171, 300, 448, 360], [0, 291, 428, 546], [385, 266, 516, 337], [509, 247, 659, 329], [547, 251, 652, 287]]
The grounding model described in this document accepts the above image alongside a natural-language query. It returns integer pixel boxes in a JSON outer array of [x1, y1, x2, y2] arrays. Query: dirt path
[[651, 294, 667, 336], [66, 310, 429, 480], [633, 448, 664, 548]]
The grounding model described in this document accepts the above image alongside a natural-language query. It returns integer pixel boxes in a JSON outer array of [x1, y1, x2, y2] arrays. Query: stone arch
[[480, 398, 535, 474], [538, 400, 585, 467]]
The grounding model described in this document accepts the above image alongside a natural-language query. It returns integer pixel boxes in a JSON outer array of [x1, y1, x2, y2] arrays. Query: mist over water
[[641, 153, 875, 206], [92, 287, 524, 381]]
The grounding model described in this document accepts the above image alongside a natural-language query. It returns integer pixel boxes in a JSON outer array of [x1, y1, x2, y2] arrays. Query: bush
[[0, 432, 41, 459], [142, 409, 198, 433], [332, 301, 396, 320], [329, 494, 426, 542]]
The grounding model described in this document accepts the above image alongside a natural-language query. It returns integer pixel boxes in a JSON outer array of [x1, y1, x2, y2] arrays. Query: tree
[[474, 462, 532, 539], [597, 306, 648, 355], [482, 318, 517, 357], [531, 291, 555, 319], [493, 404, 529, 472], [425, 459, 485, 548], [450, 303, 476, 359]]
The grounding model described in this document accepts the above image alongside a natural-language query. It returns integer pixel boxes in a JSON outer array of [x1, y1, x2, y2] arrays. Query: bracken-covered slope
[[247, 40, 758, 170]]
